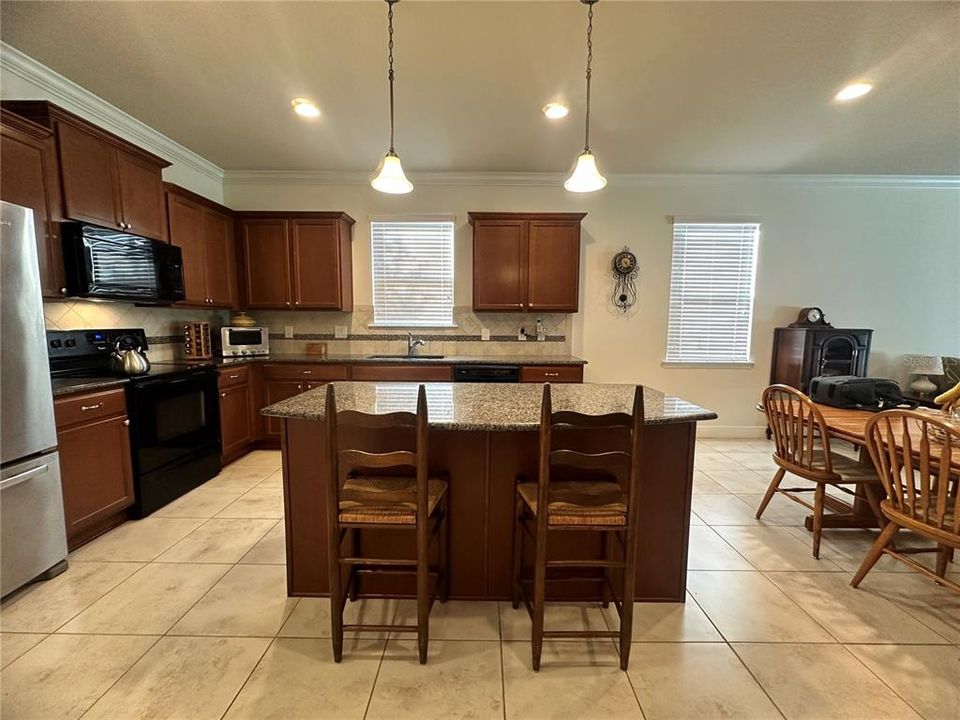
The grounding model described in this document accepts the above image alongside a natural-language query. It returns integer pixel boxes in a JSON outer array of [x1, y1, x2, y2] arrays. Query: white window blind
[[371, 221, 455, 327], [665, 221, 760, 364]]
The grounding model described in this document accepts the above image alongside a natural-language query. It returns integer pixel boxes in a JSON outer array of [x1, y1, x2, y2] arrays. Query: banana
[[935, 380, 960, 407]]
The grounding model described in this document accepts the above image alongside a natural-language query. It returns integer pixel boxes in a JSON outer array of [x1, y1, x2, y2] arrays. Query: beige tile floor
[[2, 444, 959, 720]]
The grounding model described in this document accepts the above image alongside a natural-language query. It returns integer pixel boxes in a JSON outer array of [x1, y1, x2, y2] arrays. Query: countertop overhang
[[261, 381, 717, 431]]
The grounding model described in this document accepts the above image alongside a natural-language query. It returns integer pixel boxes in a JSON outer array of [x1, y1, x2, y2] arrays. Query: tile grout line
[[218, 636, 276, 720], [361, 602, 397, 720], [75, 633, 165, 720], [836, 642, 934, 719]]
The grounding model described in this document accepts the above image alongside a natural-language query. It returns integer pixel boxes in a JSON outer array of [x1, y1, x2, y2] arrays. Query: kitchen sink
[[367, 354, 445, 360]]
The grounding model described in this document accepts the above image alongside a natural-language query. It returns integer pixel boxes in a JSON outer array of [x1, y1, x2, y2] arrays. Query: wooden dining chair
[[758, 384, 884, 558], [325, 383, 449, 664], [851, 410, 959, 592], [511, 383, 643, 671]]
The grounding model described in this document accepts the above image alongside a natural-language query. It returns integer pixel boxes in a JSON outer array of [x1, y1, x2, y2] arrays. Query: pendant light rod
[[582, 0, 596, 152], [386, 0, 398, 154]]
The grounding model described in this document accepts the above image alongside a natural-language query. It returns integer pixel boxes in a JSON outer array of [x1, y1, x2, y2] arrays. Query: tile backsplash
[[42, 302, 573, 361]]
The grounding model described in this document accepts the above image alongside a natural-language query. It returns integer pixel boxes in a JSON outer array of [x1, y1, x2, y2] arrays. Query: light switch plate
[[481, 328, 490, 341], [284, 325, 294, 339], [334, 326, 348, 339]]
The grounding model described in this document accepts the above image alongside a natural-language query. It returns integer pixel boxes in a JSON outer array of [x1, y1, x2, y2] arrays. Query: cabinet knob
[[126, 223, 133, 230], [294, 301, 300, 306], [60, 287, 67, 295], [123, 419, 130, 426], [220, 392, 226, 398], [297, 384, 302, 390], [117, 222, 124, 228], [301, 370, 312, 375]]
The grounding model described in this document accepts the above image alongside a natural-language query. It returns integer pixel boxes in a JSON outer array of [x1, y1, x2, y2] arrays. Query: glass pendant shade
[[371, 152, 413, 194], [564, 151, 607, 193]]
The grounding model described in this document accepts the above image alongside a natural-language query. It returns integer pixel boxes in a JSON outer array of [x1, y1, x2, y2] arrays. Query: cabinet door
[[242, 219, 291, 308], [116, 150, 166, 240], [0, 123, 65, 298], [204, 209, 237, 307], [56, 122, 120, 229], [219, 383, 253, 460], [57, 414, 134, 541], [290, 220, 343, 309], [263, 380, 304, 438], [472, 220, 526, 311], [526, 220, 580, 312], [166, 193, 208, 306]]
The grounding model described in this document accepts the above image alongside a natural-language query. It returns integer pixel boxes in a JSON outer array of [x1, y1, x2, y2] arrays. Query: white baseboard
[[696, 425, 768, 439]]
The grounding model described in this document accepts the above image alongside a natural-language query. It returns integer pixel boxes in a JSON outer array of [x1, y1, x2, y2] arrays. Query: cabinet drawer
[[350, 364, 453, 382], [55, 388, 127, 428], [218, 365, 250, 389], [262, 363, 349, 382], [520, 365, 583, 383]]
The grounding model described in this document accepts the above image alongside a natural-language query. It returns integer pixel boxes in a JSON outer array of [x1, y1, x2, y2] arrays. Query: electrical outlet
[[518, 329, 526, 341], [284, 326, 294, 339], [481, 328, 490, 341], [334, 325, 348, 339]]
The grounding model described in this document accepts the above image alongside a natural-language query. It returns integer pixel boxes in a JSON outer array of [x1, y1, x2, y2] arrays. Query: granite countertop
[[261, 381, 717, 431], [216, 354, 587, 367], [51, 377, 129, 397]]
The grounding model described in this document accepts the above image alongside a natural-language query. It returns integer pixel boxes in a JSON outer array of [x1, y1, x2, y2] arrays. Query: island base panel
[[281, 418, 695, 601]]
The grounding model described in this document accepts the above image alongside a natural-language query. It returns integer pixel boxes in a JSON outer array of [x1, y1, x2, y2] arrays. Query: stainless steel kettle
[[111, 335, 150, 376]]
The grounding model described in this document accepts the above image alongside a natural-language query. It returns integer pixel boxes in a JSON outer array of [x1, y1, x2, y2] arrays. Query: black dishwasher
[[453, 365, 521, 383]]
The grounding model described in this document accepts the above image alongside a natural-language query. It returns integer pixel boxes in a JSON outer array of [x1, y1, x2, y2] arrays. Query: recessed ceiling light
[[542, 102, 569, 120], [834, 83, 873, 102], [291, 98, 320, 118]]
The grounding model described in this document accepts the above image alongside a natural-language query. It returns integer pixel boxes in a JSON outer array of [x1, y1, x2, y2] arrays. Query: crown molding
[[224, 169, 960, 190], [1, 42, 224, 185]]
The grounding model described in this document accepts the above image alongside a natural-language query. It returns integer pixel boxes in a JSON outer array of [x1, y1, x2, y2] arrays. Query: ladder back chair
[[325, 383, 449, 664], [511, 383, 644, 671], [851, 410, 959, 592], [758, 384, 884, 558]]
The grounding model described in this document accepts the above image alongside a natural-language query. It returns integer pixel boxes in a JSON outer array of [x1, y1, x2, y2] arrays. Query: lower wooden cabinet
[[54, 388, 134, 550], [263, 380, 307, 440], [350, 364, 453, 382], [520, 365, 584, 383], [219, 383, 254, 463]]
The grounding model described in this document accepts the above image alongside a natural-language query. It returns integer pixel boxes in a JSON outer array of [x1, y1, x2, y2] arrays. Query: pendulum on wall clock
[[611, 247, 638, 313]]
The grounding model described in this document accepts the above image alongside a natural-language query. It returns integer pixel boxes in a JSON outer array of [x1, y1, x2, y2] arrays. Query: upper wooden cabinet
[[3, 101, 170, 241], [0, 109, 65, 298], [238, 212, 354, 311], [469, 212, 585, 313], [165, 184, 237, 308]]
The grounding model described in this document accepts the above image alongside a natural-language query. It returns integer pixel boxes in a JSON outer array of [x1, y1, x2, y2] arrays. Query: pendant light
[[564, 0, 607, 193], [371, 0, 413, 194]]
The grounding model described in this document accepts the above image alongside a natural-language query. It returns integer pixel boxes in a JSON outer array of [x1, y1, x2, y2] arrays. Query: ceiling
[[2, 1, 958, 175]]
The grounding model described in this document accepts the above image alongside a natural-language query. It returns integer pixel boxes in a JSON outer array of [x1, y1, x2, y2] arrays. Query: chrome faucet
[[407, 332, 426, 357]]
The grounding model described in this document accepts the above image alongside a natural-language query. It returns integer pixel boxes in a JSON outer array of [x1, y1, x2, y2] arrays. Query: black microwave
[[61, 223, 185, 304]]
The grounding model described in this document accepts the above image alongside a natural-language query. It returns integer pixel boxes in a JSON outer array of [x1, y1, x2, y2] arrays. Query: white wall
[[225, 176, 960, 435], [1, 42, 224, 203]]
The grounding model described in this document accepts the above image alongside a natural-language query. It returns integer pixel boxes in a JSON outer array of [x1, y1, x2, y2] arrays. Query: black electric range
[[48, 329, 221, 516]]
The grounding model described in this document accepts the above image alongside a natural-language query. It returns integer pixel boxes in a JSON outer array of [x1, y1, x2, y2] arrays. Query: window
[[371, 220, 455, 327], [665, 221, 760, 364]]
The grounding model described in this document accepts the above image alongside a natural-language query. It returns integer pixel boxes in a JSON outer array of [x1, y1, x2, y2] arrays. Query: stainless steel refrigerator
[[1, 201, 68, 597]]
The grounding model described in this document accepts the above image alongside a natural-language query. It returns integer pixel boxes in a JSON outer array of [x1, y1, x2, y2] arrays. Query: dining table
[[769, 403, 960, 530]]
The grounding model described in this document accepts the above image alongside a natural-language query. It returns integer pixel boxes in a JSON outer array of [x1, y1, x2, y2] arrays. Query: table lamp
[[903, 354, 944, 396]]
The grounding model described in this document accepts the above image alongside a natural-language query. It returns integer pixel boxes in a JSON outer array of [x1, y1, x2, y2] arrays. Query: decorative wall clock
[[611, 247, 638, 313]]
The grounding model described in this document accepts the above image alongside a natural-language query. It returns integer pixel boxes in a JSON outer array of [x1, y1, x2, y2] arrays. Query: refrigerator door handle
[[0, 463, 50, 491]]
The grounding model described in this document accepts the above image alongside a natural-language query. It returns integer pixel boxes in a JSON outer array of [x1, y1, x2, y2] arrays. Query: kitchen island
[[263, 382, 716, 602]]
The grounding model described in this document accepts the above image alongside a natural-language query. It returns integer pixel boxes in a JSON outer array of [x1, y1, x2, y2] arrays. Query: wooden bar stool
[[758, 384, 884, 558], [511, 383, 644, 671], [324, 383, 449, 664], [851, 409, 960, 592]]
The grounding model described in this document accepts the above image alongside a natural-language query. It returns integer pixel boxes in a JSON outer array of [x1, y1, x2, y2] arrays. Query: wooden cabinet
[[218, 367, 254, 463], [0, 109, 65, 298], [54, 388, 134, 550], [350, 364, 454, 382], [520, 364, 584, 383], [238, 213, 354, 311], [263, 380, 307, 439], [3, 101, 170, 241], [770, 327, 873, 393], [166, 184, 237, 308], [469, 212, 584, 313], [261, 364, 350, 439]]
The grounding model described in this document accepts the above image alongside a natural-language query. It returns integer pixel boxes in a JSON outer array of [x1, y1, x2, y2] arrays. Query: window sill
[[661, 361, 756, 369], [367, 324, 459, 330]]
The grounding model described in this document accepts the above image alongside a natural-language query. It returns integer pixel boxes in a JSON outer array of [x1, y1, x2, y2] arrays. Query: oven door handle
[[134, 373, 214, 389]]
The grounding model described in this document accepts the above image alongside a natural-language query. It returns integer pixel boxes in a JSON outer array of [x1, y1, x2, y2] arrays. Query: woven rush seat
[[517, 480, 627, 526], [339, 475, 448, 525]]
